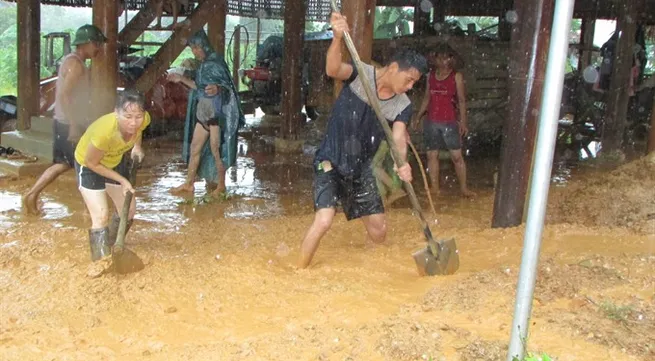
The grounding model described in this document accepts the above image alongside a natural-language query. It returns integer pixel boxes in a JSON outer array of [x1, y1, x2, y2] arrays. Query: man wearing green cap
[[23, 24, 107, 215]]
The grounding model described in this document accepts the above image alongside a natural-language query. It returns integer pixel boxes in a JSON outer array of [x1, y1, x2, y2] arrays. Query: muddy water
[[1, 122, 653, 361]]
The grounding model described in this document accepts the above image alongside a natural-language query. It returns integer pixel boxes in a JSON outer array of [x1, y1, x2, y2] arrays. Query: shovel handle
[[114, 157, 139, 254], [329, 1, 440, 256]]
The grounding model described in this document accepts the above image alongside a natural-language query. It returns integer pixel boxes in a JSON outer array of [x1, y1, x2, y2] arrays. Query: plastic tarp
[[182, 30, 245, 184]]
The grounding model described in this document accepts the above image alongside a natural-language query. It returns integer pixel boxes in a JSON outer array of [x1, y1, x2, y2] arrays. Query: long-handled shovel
[[112, 156, 145, 274], [329, 0, 459, 276]]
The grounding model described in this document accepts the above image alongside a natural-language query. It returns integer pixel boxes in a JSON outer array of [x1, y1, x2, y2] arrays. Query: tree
[[374, 7, 414, 39]]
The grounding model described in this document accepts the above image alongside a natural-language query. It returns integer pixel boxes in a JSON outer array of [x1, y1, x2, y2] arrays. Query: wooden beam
[[281, 0, 306, 140], [135, 0, 220, 94], [498, 2, 514, 41], [208, 0, 227, 56], [414, 0, 431, 36], [578, 17, 596, 72], [91, 0, 119, 118], [492, 0, 554, 228], [118, 0, 158, 47], [17, 0, 40, 131], [602, 1, 638, 154], [232, 25, 241, 89]]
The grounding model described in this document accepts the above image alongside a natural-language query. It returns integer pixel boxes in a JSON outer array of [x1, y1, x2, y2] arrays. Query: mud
[[548, 153, 655, 234], [1, 123, 654, 360]]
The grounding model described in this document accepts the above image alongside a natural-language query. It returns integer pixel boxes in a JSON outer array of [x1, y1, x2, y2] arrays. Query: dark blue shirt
[[315, 63, 413, 177]]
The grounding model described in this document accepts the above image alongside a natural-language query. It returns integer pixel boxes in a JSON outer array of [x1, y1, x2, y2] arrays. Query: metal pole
[[506, 0, 574, 360]]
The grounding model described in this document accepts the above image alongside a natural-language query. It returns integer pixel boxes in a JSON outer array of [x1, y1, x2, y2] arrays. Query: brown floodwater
[[1, 116, 652, 361]]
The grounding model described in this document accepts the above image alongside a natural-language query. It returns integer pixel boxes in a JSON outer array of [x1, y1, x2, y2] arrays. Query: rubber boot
[[89, 227, 111, 261], [107, 213, 134, 247]]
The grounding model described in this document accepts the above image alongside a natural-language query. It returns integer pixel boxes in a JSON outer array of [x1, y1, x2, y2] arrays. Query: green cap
[[73, 24, 107, 46]]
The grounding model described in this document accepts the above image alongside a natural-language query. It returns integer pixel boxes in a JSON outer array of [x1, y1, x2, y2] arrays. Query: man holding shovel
[[298, 12, 428, 268], [74, 89, 150, 261]]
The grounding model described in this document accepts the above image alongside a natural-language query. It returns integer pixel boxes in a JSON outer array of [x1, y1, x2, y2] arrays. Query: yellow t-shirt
[[75, 111, 151, 168]]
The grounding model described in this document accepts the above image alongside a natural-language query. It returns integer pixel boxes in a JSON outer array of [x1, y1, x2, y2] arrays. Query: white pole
[[506, 0, 575, 360]]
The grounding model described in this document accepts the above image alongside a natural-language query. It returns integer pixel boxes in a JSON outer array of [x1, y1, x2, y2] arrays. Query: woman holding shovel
[[74, 89, 150, 261]]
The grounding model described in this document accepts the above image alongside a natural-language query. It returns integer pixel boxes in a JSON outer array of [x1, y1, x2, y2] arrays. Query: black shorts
[[75, 155, 130, 191], [423, 121, 461, 151], [53, 120, 76, 167], [313, 162, 384, 221]]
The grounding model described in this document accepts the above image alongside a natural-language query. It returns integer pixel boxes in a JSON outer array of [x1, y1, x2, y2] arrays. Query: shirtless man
[[22, 25, 106, 215]]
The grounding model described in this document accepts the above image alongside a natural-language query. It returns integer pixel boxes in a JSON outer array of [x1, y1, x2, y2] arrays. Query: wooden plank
[[17, 0, 40, 131], [118, 0, 158, 47], [469, 88, 508, 100], [135, 0, 220, 94], [473, 79, 508, 89]]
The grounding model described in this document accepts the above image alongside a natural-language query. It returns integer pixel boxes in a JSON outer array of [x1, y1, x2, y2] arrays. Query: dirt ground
[[0, 137, 653, 361], [548, 152, 655, 234]]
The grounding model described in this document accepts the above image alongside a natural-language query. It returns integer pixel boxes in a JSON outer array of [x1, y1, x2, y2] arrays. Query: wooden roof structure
[[4, 0, 655, 23]]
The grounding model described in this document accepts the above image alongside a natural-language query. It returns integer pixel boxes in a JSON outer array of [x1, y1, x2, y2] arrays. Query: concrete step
[[1, 130, 53, 160], [30, 116, 54, 135], [0, 157, 51, 177]]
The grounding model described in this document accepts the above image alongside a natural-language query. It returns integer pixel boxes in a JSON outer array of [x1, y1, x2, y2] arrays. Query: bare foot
[[170, 183, 194, 194], [209, 187, 227, 199], [461, 188, 476, 198], [21, 193, 41, 215]]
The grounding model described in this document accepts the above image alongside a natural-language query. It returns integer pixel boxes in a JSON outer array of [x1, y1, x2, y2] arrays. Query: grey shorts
[[423, 121, 461, 151], [196, 97, 222, 131]]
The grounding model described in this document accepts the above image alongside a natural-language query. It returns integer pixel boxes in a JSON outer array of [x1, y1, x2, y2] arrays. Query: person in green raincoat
[[168, 30, 245, 197]]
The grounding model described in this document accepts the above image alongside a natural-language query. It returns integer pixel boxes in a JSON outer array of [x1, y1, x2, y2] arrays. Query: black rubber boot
[[89, 227, 111, 261], [107, 212, 133, 247]]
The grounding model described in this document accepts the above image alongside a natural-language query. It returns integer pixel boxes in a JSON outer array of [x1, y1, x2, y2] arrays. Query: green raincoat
[[182, 30, 245, 184]]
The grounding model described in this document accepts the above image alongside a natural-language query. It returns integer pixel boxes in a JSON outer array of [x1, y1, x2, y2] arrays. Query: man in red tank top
[[413, 44, 474, 197]]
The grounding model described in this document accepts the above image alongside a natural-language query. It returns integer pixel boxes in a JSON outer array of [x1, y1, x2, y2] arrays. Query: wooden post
[[577, 17, 595, 72], [16, 0, 40, 131], [281, 0, 306, 140], [232, 26, 241, 90], [118, 0, 158, 47], [433, 1, 446, 24], [648, 91, 655, 154], [602, 1, 638, 155], [492, 0, 554, 228], [91, 0, 119, 118], [414, 0, 431, 36], [333, 0, 375, 99], [208, 0, 227, 56], [363, 0, 376, 59]]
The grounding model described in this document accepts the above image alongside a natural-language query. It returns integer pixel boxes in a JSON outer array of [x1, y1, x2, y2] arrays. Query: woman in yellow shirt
[[74, 89, 150, 261]]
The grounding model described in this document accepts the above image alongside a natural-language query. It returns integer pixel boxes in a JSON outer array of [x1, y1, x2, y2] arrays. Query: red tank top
[[427, 70, 457, 123]]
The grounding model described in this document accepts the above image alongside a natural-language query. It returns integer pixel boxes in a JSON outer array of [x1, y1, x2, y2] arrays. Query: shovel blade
[[112, 248, 145, 275], [412, 238, 459, 276]]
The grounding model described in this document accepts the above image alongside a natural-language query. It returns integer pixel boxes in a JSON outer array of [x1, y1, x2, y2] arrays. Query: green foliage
[[0, 5, 16, 35], [374, 7, 414, 39]]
